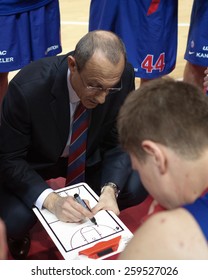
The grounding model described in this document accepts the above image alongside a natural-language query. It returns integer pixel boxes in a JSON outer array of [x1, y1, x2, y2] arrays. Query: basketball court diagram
[[33, 183, 133, 259]]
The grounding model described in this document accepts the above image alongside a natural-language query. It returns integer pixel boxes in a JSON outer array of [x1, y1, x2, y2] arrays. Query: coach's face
[[68, 51, 125, 109]]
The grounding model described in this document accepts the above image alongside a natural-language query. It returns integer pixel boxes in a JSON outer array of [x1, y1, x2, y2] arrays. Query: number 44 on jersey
[[141, 53, 165, 73]]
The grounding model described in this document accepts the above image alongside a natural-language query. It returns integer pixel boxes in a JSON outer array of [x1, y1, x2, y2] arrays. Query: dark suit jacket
[[0, 52, 135, 208]]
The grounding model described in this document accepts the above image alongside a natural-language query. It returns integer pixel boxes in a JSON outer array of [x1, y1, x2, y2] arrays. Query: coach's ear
[[141, 140, 167, 174], [67, 55, 76, 73]]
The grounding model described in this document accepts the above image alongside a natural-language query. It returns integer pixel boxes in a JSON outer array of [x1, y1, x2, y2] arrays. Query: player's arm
[[0, 219, 7, 260], [119, 208, 208, 260], [203, 67, 208, 90]]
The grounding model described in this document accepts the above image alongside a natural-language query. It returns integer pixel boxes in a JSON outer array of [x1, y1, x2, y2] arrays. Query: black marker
[[74, 193, 98, 226]]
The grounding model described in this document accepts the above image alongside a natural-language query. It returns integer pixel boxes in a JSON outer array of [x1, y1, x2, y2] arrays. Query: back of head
[[118, 78, 208, 161], [74, 30, 126, 71]]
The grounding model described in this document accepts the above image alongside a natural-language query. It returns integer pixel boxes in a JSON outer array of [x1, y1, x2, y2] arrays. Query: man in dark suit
[[0, 30, 147, 259]]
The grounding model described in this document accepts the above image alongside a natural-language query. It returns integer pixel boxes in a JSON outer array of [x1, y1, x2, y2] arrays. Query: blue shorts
[[184, 0, 208, 67], [89, 0, 178, 79], [0, 0, 62, 72]]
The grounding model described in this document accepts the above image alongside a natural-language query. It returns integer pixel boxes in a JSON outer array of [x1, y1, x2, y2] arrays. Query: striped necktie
[[66, 102, 90, 185]]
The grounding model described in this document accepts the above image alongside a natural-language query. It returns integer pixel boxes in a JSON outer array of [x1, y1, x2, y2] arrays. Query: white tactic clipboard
[[33, 183, 133, 260]]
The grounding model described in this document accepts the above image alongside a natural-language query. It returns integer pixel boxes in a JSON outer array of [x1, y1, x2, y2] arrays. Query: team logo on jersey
[[0, 50, 14, 63], [45, 45, 60, 55], [188, 40, 195, 55], [0, 50, 7, 55], [194, 45, 208, 58]]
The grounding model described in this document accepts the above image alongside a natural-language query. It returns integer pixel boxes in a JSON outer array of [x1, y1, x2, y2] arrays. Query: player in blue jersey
[[183, 0, 208, 91], [203, 67, 208, 92], [89, 0, 177, 85], [89, 0, 208, 91], [0, 0, 62, 104], [118, 78, 208, 259]]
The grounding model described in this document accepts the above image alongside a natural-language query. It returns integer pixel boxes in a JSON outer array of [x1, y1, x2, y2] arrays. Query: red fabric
[[140, 196, 166, 224], [147, 0, 160, 15]]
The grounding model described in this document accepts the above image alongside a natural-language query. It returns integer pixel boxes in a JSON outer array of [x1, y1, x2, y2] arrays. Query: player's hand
[[43, 192, 94, 223], [203, 67, 208, 89], [0, 219, 7, 260], [92, 186, 120, 216]]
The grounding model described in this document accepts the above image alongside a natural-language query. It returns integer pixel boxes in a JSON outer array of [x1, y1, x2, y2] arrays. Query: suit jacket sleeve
[[0, 54, 70, 208], [0, 81, 50, 208]]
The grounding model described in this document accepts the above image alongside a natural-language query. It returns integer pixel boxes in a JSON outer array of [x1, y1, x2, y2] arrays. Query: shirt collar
[[67, 69, 80, 104]]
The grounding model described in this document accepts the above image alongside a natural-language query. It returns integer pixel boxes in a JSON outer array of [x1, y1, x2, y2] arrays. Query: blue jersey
[[0, 0, 53, 15], [89, 0, 178, 79], [0, 0, 62, 72], [183, 193, 208, 241], [184, 0, 208, 67]]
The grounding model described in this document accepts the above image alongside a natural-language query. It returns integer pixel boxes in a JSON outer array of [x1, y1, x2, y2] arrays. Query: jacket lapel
[[50, 55, 70, 150]]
